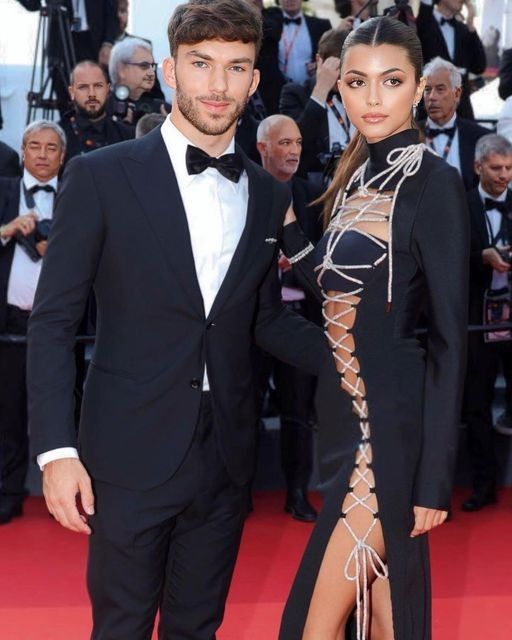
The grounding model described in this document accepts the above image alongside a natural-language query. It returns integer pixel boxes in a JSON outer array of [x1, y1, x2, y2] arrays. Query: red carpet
[[0, 489, 511, 639]]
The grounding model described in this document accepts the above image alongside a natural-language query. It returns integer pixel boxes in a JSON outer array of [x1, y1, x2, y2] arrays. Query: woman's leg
[[369, 570, 395, 640]]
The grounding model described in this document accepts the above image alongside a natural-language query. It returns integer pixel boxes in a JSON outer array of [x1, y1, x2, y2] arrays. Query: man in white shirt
[[27, 1, 326, 637], [422, 56, 488, 191], [0, 120, 65, 525], [464, 134, 512, 511]]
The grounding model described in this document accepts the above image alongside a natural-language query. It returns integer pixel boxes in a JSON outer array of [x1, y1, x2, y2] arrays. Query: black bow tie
[[440, 16, 457, 27], [485, 198, 509, 215], [28, 184, 55, 194], [186, 145, 243, 183], [426, 125, 456, 138], [283, 16, 302, 25]]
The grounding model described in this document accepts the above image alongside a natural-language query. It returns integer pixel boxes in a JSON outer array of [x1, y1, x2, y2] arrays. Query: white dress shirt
[[72, 0, 89, 32], [426, 113, 461, 174], [479, 184, 509, 291], [433, 7, 456, 61], [7, 170, 57, 311], [310, 93, 352, 149], [279, 11, 313, 85], [38, 116, 249, 469]]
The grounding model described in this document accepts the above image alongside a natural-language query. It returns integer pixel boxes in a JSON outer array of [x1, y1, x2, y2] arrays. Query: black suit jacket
[[416, 2, 486, 119], [27, 128, 327, 491], [0, 142, 21, 178], [18, 0, 118, 59], [467, 187, 512, 323], [499, 48, 512, 100], [0, 178, 21, 331], [419, 117, 489, 191]]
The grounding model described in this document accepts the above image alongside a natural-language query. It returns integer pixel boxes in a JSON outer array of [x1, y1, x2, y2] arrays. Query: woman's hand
[[410, 505, 448, 537], [283, 205, 297, 226]]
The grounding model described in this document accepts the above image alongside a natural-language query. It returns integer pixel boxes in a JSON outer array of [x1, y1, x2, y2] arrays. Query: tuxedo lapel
[[457, 120, 472, 189], [120, 128, 204, 317]]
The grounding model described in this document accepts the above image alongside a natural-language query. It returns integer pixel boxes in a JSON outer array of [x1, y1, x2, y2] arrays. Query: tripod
[[26, 0, 76, 123]]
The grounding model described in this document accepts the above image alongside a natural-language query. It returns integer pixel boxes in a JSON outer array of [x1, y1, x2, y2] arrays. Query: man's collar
[[479, 184, 508, 203], [23, 168, 58, 191], [282, 10, 304, 19], [433, 8, 454, 23], [426, 112, 457, 129]]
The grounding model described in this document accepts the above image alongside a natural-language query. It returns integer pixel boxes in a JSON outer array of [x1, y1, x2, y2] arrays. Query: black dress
[[279, 129, 469, 640]]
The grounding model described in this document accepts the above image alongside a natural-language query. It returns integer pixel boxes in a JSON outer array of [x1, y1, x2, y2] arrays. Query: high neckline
[[365, 129, 420, 186]]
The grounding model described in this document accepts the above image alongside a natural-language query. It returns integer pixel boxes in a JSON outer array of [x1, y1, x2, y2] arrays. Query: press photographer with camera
[[0, 120, 65, 525], [108, 38, 169, 126], [464, 134, 512, 514], [59, 60, 134, 162], [279, 28, 351, 185]]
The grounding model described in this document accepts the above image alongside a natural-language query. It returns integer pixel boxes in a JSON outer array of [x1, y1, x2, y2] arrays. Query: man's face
[[118, 2, 129, 33], [69, 65, 110, 118], [475, 152, 512, 198], [118, 46, 156, 98], [280, 0, 302, 17], [164, 39, 259, 138], [22, 129, 64, 182], [437, 0, 464, 15], [259, 119, 302, 181], [423, 69, 461, 126]]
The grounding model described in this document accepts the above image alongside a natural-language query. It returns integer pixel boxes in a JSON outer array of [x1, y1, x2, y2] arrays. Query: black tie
[[29, 184, 55, 194], [426, 126, 456, 138], [186, 145, 243, 183], [440, 16, 457, 27], [283, 16, 302, 25], [485, 198, 509, 215]]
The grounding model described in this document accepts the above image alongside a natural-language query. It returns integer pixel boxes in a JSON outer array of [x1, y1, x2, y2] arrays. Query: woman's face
[[338, 43, 424, 144]]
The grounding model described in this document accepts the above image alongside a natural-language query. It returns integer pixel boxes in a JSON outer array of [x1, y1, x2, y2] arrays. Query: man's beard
[[75, 102, 106, 120], [175, 84, 249, 136]]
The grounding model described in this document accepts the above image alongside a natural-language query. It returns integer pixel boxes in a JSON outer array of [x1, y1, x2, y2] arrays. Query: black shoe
[[0, 502, 23, 525], [284, 490, 317, 522], [461, 492, 497, 512]]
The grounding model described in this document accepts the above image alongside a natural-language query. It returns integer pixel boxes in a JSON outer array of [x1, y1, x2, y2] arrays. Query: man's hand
[[482, 247, 511, 273], [336, 16, 355, 32], [410, 505, 448, 537], [278, 253, 292, 273], [311, 56, 341, 104], [464, 0, 476, 30], [43, 458, 95, 534], [0, 213, 37, 240], [35, 240, 47, 257]]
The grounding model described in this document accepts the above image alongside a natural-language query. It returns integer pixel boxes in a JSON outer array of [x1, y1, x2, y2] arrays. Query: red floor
[[0, 489, 511, 639]]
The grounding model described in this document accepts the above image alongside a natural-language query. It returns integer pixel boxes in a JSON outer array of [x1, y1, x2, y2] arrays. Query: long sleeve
[[281, 221, 322, 302], [27, 156, 105, 457], [499, 49, 512, 100], [103, 0, 119, 44], [279, 84, 307, 122], [411, 164, 469, 510]]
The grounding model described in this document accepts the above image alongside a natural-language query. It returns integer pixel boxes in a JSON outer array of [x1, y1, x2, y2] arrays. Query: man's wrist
[[310, 92, 328, 108], [37, 447, 79, 470]]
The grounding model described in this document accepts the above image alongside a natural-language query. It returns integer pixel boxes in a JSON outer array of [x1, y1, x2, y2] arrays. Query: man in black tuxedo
[[280, 28, 350, 181], [0, 141, 21, 178], [416, 0, 486, 120], [256, 114, 322, 521], [421, 56, 488, 191], [0, 121, 65, 525], [463, 134, 512, 512], [27, 1, 326, 637]]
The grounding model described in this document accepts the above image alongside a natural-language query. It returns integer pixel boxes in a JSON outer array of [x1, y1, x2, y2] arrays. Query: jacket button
[[206, 322, 216, 330], [190, 378, 201, 389]]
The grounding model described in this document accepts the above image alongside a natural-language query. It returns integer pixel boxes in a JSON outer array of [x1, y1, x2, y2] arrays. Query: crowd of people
[[0, 0, 509, 529]]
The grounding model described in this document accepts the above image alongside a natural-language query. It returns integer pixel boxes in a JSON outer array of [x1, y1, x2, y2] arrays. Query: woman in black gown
[[278, 17, 469, 640]]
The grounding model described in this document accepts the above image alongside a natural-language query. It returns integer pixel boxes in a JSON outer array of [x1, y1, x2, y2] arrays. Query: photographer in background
[[0, 121, 65, 525], [463, 134, 512, 513], [279, 28, 351, 185], [59, 60, 134, 162], [108, 38, 168, 126]]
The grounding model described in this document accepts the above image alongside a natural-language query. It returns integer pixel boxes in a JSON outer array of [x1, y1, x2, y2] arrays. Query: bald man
[[256, 115, 322, 521], [58, 60, 134, 162]]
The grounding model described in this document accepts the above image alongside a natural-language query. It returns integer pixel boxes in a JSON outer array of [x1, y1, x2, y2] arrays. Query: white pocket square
[[265, 237, 277, 244]]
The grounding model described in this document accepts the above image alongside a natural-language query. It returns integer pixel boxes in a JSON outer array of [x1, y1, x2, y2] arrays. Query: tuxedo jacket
[[416, 3, 486, 119], [0, 142, 21, 179], [27, 128, 327, 491], [418, 117, 489, 191], [0, 178, 22, 331], [499, 48, 512, 100], [467, 187, 512, 323], [280, 79, 328, 176], [18, 0, 118, 59]]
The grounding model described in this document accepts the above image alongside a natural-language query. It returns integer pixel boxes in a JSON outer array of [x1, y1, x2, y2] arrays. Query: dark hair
[[135, 113, 166, 138], [70, 60, 109, 84], [319, 17, 423, 226], [317, 28, 350, 61], [168, 0, 263, 58]]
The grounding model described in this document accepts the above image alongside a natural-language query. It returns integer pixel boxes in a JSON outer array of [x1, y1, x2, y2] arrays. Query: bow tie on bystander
[[440, 16, 457, 27], [426, 126, 456, 138], [283, 16, 302, 26], [28, 184, 56, 194], [484, 198, 509, 215], [186, 145, 243, 183]]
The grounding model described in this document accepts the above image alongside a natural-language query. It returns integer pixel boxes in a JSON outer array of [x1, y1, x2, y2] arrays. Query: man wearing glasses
[[108, 38, 169, 125]]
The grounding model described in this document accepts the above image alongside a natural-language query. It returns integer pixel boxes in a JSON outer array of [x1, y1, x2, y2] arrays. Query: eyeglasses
[[125, 61, 157, 72]]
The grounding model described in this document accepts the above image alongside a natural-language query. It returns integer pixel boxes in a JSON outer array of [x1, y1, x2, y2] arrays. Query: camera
[[16, 218, 52, 262], [318, 142, 346, 186], [112, 85, 164, 123], [499, 248, 512, 265]]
